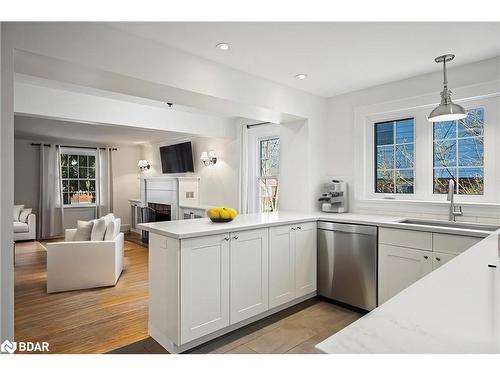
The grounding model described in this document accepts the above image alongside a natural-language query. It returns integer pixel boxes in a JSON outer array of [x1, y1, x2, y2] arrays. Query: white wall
[[140, 135, 240, 209], [325, 57, 500, 222], [1, 22, 15, 341], [13, 137, 141, 232]]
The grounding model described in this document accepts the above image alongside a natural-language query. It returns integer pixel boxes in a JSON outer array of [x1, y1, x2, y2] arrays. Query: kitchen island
[[140, 211, 499, 353], [139, 212, 320, 353]]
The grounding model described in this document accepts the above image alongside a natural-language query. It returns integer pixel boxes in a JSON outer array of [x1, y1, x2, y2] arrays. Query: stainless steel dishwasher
[[317, 221, 378, 311]]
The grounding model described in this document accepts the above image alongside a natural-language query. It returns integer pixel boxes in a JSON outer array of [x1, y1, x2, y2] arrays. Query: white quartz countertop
[[138, 211, 494, 239], [316, 230, 500, 353], [138, 211, 320, 239]]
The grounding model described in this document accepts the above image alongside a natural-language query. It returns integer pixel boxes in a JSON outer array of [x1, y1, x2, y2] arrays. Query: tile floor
[[108, 298, 362, 354]]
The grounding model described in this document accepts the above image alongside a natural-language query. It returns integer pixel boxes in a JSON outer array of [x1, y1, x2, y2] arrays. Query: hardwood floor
[[14, 233, 149, 354], [15, 233, 361, 354]]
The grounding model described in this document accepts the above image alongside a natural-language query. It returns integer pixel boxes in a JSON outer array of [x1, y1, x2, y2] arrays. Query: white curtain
[[95, 148, 114, 218], [238, 124, 250, 214], [38, 145, 64, 239]]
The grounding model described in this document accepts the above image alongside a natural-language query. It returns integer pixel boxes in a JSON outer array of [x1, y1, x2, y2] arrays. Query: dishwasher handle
[[317, 221, 377, 236]]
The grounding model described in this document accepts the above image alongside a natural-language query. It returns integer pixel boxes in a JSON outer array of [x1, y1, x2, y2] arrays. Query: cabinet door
[[433, 251, 456, 270], [378, 244, 432, 304], [180, 233, 230, 344], [269, 225, 295, 308], [294, 222, 317, 298], [230, 228, 269, 324]]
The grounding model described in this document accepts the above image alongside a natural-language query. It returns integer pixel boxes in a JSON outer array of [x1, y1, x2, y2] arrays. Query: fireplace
[[141, 203, 172, 243]]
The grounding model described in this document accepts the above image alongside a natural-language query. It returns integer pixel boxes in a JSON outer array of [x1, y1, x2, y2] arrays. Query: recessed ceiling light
[[216, 43, 230, 51], [295, 74, 307, 80]]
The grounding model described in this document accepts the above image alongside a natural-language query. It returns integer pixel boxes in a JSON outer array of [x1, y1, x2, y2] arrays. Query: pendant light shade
[[428, 54, 467, 123]]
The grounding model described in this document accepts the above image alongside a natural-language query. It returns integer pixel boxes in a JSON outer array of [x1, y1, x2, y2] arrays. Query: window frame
[[362, 96, 498, 203], [246, 124, 281, 213], [432, 108, 485, 196], [257, 136, 280, 213], [60, 148, 97, 208], [373, 117, 416, 195]]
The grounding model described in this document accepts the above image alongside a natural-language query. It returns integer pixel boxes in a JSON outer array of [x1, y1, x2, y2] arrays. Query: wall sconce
[[200, 150, 217, 166], [138, 159, 150, 171]]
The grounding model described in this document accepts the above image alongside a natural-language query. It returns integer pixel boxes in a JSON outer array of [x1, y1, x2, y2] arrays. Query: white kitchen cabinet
[[294, 222, 317, 298], [269, 221, 317, 308], [378, 244, 433, 304], [230, 228, 269, 324], [432, 251, 456, 269], [180, 233, 230, 343], [269, 225, 295, 308]]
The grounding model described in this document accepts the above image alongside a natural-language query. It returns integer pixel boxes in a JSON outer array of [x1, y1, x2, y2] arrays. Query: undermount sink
[[399, 219, 500, 233]]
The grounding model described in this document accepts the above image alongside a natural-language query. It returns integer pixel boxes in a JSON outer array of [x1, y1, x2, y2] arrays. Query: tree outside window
[[433, 108, 484, 195], [375, 118, 415, 194], [258, 137, 280, 212]]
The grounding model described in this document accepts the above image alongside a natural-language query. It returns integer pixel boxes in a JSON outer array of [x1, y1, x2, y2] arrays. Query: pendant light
[[427, 54, 467, 122]]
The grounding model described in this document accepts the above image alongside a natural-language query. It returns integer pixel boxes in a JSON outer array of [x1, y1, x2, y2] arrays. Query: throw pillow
[[91, 218, 107, 241], [101, 213, 115, 226], [13, 205, 24, 222], [104, 220, 119, 240], [73, 220, 94, 241], [19, 208, 32, 223]]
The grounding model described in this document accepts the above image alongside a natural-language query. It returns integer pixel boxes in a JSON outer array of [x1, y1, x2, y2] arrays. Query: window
[[433, 108, 484, 195], [374, 118, 414, 194], [61, 151, 96, 206], [258, 137, 280, 212]]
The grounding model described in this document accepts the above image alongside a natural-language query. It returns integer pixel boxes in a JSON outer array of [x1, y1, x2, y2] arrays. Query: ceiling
[[111, 22, 500, 97], [14, 115, 190, 146]]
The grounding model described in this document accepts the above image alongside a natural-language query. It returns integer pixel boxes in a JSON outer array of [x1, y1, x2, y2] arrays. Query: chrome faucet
[[447, 179, 463, 221]]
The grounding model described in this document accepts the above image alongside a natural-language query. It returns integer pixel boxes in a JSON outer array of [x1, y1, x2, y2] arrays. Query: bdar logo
[[1, 339, 17, 354]]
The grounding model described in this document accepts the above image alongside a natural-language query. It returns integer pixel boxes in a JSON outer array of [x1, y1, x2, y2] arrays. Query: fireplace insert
[[141, 203, 171, 243]]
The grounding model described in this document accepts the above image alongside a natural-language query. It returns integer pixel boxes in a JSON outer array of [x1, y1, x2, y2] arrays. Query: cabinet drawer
[[379, 227, 432, 251], [432, 233, 482, 255]]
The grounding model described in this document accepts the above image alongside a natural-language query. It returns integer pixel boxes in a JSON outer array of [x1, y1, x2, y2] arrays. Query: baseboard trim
[[149, 292, 317, 354]]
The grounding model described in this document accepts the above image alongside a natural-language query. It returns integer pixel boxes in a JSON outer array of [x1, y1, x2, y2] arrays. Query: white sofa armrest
[[14, 213, 36, 241], [27, 213, 36, 229], [65, 228, 77, 241], [114, 232, 124, 280]]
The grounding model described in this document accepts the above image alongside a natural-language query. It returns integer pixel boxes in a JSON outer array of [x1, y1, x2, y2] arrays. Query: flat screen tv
[[160, 142, 195, 173]]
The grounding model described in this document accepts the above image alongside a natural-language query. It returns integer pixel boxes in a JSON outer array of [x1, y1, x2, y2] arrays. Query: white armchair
[[14, 213, 36, 241], [46, 227, 124, 293]]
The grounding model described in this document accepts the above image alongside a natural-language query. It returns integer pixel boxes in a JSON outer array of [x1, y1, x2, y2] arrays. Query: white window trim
[[247, 124, 281, 213], [354, 83, 500, 205], [61, 148, 98, 208]]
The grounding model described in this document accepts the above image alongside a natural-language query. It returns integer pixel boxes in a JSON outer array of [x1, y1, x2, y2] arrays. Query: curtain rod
[[30, 143, 117, 151], [246, 122, 271, 129]]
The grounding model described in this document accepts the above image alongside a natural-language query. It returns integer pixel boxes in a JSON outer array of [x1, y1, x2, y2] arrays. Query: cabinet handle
[[291, 227, 296, 231], [436, 257, 441, 261], [232, 235, 239, 240], [423, 255, 428, 259], [296, 226, 302, 230], [224, 236, 230, 241]]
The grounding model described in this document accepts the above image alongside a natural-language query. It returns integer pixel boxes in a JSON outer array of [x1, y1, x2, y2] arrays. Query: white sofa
[[14, 211, 36, 241], [46, 220, 124, 293]]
